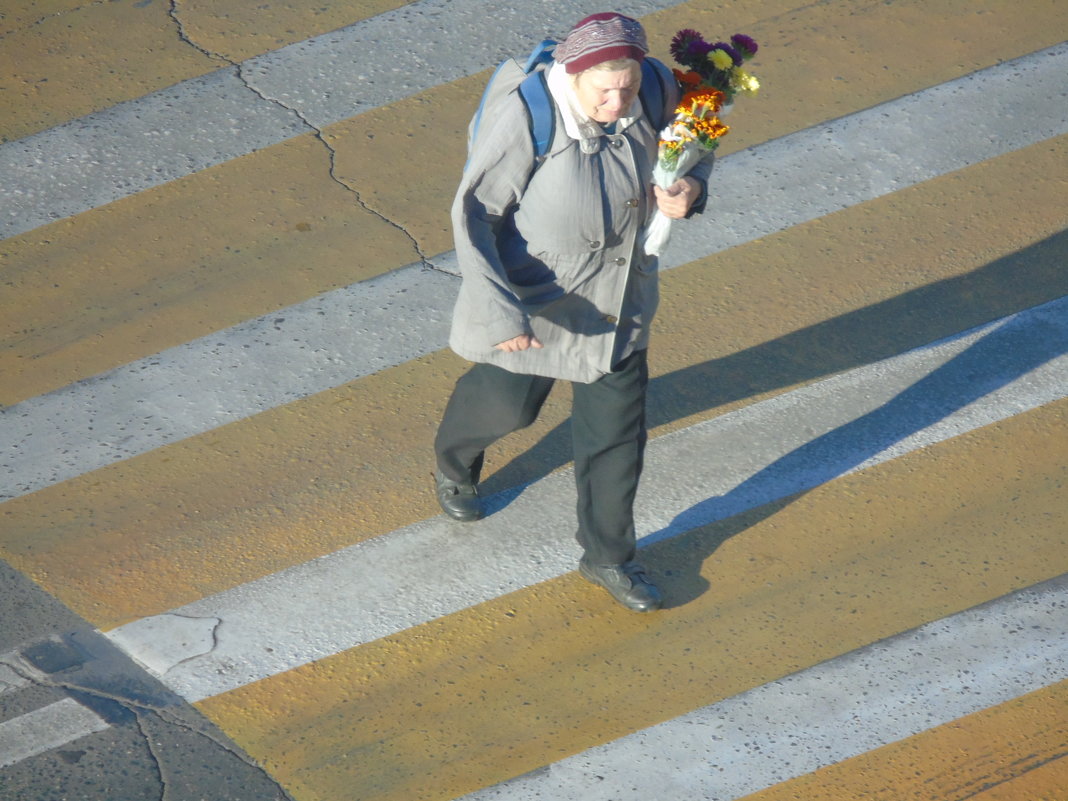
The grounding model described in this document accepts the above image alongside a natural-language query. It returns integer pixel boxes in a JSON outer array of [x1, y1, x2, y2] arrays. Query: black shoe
[[578, 558, 663, 612], [435, 470, 483, 521]]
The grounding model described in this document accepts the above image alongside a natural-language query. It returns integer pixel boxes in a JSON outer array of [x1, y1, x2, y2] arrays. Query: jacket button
[[625, 198, 638, 207], [604, 314, 618, 324], [612, 139, 624, 148], [588, 240, 601, 249], [614, 257, 626, 266]]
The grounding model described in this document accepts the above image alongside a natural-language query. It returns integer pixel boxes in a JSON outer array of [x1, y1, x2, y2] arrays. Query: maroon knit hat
[[554, 12, 648, 74]]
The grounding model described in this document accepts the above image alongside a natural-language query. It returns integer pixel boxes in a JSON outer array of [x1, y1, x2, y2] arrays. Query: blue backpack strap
[[523, 38, 557, 72], [517, 70, 556, 158], [639, 57, 672, 130]]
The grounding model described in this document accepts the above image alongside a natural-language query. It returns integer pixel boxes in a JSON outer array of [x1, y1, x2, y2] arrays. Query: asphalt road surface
[[2, 1, 1066, 799]]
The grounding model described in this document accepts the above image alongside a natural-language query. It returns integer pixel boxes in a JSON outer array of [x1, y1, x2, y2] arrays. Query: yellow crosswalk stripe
[[738, 679, 1068, 801], [651, 135, 1068, 433], [0, 0, 416, 142], [4, 0, 1067, 403], [2, 135, 1065, 628], [0, 132, 420, 406], [1, 0, 214, 143], [195, 399, 1067, 801]]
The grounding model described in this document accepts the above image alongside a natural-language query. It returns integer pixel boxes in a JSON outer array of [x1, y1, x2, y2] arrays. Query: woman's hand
[[495, 333, 544, 352], [653, 176, 702, 219]]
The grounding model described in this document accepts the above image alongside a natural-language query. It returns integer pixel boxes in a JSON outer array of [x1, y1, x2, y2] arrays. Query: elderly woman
[[434, 12, 712, 612]]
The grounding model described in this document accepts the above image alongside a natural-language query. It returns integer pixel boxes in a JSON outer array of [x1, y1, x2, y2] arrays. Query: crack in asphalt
[[421, 260, 463, 277], [136, 713, 170, 801], [1, 652, 294, 799], [156, 613, 223, 676], [166, 0, 433, 270]]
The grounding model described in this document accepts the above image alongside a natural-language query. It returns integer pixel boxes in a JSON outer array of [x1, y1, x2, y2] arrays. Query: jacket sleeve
[[685, 152, 714, 218], [451, 92, 539, 348]]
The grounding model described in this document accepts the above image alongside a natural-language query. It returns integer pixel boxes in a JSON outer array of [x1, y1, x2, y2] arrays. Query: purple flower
[[711, 42, 743, 66], [730, 33, 759, 59], [670, 28, 706, 63]]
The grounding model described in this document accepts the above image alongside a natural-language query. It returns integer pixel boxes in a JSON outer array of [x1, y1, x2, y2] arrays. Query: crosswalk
[[2, 0, 1067, 799], [461, 577, 1068, 800]]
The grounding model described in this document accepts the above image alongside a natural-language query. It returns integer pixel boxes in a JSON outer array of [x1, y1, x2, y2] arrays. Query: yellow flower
[[692, 116, 729, 141], [730, 68, 761, 96], [709, 49, 734, 71]]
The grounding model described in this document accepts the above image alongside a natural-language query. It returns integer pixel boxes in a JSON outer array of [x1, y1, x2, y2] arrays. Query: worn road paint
[[457, 579, 1068, 800], [0, 698, 109, 768], [2, 133, 1065, 627], [195, 402, 1067, 801], [106, 306, 1068, 700], [3, 52, 1066, 491]]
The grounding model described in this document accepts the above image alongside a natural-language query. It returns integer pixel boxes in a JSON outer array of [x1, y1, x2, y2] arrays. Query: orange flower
[[692, 116, 730, 141], [679, 88, 726, 119], [673, 68, 703, 87]]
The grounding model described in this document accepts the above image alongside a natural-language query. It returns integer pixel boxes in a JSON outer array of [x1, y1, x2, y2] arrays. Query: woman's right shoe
[[578, 558, 663, 612], [434, 471, 484, 521]]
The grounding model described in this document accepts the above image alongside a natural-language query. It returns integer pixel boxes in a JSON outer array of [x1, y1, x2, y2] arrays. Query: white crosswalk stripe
[[1, 0, 1066, 793], [105, 298, 1068, 702], [462, 576, 1068, 800], [0, 698, 110, 769]]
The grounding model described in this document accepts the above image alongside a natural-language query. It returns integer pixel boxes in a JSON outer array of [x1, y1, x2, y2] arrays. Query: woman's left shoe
[[578, 558, 663, 612], [435, 470, 484, 521]]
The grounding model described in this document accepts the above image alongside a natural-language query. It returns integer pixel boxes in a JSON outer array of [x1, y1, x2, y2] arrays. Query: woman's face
[[573, 65, 642, 123]]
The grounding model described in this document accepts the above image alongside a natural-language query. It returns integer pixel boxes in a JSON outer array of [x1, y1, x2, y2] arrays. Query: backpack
[[466, 39, 675, 167]]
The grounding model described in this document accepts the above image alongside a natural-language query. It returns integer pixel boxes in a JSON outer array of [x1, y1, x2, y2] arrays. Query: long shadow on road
[[646, 300, 1066, 606], [480, 229, 1068, 505]]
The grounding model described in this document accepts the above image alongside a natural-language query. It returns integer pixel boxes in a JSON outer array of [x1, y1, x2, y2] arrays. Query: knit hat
[[554, 12, 648, 74]]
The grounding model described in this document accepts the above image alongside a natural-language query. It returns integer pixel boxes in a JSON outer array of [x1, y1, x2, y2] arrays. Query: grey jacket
[[448, 64, 710, 383]]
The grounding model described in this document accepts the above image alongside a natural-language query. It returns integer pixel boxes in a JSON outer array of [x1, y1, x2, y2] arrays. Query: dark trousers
[[434, 350, 648, 565]]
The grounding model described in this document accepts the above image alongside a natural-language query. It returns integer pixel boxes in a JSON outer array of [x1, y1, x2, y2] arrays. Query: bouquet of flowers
[[642, 30, 760, 256], [672, 30, 760, 105]]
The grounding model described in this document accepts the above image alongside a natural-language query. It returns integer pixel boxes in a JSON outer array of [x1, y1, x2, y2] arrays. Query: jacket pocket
[[523, 251, 603, 313], [506, 260, 565, 307]]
